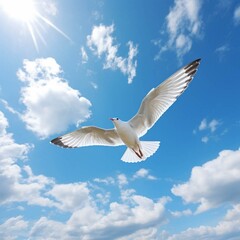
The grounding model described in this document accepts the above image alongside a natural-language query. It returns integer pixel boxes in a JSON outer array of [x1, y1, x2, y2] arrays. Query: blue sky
[[0, 0, 240, 239]]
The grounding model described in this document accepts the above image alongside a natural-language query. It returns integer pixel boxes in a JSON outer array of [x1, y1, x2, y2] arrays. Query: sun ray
[[37, 13, 72, 42], [35, 27, 47, 46], [27, 22, 39, 52]]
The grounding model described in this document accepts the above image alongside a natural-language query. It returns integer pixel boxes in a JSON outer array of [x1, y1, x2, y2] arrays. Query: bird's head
[[110, 117, 121, 126]]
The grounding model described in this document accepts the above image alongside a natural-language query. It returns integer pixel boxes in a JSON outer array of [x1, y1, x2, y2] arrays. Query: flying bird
[[51, 59, 201, 163]]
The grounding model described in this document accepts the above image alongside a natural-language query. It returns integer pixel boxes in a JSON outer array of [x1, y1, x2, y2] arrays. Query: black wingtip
[[185, 58, 201, 69], [50, 137, 72, 148], [184, 58, 201, 75]]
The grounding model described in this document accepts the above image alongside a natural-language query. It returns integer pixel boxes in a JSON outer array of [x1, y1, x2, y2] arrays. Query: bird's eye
[[116, 118, 119, 120]]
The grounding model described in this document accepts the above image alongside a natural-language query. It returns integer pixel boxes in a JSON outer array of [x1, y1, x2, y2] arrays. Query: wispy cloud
[[194, 118, 222, 143], [170, 209, 192, 218], [234, 5, 240, 25], [80, 46, 88, 64], [0, 99, 21, 117], [172, 149, 240, 213], [16, 57, 92, 139], [154, 0, 202, 60], [42, 1, 58, 16], [198, 118, 220, 132], [90, 81, 98, 89], [93, 177, 115, 185], [215, 44, 230, 60], [87, 24, 138, 83]]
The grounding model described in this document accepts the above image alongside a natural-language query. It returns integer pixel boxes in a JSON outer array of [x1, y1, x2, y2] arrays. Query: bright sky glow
[[0, 1, 240, 239], [0, 0, 36, 22], [0, 0, 70, 51]]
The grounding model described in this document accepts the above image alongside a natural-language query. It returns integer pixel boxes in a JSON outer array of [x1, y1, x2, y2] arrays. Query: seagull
[[51, 58, 201, 163]]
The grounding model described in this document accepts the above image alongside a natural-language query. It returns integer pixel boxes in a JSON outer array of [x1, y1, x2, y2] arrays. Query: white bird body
[[111, 119, 143, 159], [51, 59, 201, 163], [113, 119, 139, 149]]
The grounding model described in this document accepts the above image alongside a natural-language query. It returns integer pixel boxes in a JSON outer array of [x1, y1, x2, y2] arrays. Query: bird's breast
[[115, 123, 139, 148]]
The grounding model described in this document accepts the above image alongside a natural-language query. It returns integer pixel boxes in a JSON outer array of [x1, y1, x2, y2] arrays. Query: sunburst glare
[[0, 0, 71, 51]]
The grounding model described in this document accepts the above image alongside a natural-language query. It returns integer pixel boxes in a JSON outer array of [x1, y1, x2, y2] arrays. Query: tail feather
[[121, 141, 160, 163]]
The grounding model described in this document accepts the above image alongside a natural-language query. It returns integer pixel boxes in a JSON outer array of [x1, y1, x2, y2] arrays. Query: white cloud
[[87, 24, 138, 83], [171, 209, 192, 218], [117, 227, 158, 240], [196, 118, 221, 143], [17, 58, 92, 139], [27, 186, 168, 240], [48, 182, 92, 212], [234, 5, 240, 25], [172, 149, 240, 213], [30, 217, 65, 240], [0, 112, 169, 240], [133, 168, 157, 180], [118, 173, 128, 187], [198, 118, 207, 131], [94, 176, 115, 185], [155, 0, 202, 59], [208, 119, 220, 132], [0, 216, 28, 240], [0, 111, 8, 135], [66, 192, 168, 240], [0, 111, 55, 207], [26, 191, 168, 240], [166, 204, 240, 240]]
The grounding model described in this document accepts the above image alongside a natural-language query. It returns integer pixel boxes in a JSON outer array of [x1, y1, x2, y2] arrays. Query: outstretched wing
[[51, 126, 123, 148], [129, 58, 201, 137]]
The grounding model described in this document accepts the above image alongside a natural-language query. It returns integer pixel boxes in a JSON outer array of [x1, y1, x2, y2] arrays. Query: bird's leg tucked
[[132, 148, 143, 159]]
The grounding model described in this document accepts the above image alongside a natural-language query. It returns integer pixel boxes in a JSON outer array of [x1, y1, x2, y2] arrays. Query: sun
[[0, 0, 71, 51], [0, 0, 36, 22]]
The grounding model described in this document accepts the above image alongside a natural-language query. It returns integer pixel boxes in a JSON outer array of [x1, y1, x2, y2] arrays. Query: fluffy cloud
[[155, 0, 202, 59], [234, 5, 240, 25], [48, 182, 92, 212], [30, 217, 65, 240], [118, 173, 129, 187], [4, 182, 168, 240], [0, 216, 28, 240], [0, 111, 54, 207], [0, 114, 168, 239], [17, 58, 92, 139], [56, 191, 168, 240], [87, 24, 138, 83], [172, 149, 240, 213], [166, 204, 240, 240], [133, 168, 157, 180]]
